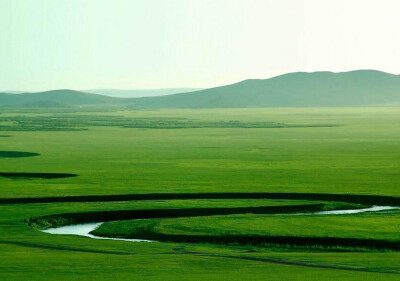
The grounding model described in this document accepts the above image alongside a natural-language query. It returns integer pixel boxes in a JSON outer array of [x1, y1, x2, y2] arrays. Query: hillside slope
[[0, 90, 119, 107], [129, 70, 400, 108], [84, 88, 203, 98]]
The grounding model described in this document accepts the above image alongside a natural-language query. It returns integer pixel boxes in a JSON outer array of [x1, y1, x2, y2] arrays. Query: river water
[[42, 222, 152, 242]]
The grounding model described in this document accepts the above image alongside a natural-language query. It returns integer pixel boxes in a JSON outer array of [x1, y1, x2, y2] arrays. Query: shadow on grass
[[108, 231, 400, 252], [0, 151, 40, 158], [4, 192, 400, 205]]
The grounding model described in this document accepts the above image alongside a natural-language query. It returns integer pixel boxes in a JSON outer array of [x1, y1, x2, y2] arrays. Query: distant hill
[[129, 70, 400, 108], [84, 88, 203, 98], [1, 70, 400, 108], [0, 90, 119, 108]]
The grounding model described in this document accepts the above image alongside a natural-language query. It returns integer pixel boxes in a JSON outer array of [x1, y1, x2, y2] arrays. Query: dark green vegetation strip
[[0, 151, 40, 158], [108, 231, 400, 252], [0, 172, 77, 179], [4, 192, 400, 205], [28, 204, 327, 228], [0, 114, 340, 131]]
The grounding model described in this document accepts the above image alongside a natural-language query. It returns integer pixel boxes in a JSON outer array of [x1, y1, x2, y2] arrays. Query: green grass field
[[94, 211, 400, 249], [1, 107, 400, 280]]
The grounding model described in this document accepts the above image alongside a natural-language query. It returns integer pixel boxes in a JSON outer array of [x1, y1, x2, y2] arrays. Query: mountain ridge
[[1, 70, 400, 108], [129, 70, 400, 108]]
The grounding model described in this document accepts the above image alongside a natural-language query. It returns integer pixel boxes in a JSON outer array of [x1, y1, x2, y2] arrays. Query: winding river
[[41, 205, 399, 242]]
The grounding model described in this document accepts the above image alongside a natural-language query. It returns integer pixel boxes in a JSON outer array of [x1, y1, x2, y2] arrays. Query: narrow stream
[[41, 205, 400, 242], [314, 205, 399, 215]]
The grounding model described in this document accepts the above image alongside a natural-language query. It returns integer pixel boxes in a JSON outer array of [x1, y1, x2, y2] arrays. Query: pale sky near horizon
[[1, 0, 400, 92]]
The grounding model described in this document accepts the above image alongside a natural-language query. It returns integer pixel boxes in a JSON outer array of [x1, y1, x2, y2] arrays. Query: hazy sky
[[1, 0, 400, 91]]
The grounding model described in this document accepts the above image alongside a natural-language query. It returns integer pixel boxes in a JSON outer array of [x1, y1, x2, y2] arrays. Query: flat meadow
[[1, 107, 400, 280]]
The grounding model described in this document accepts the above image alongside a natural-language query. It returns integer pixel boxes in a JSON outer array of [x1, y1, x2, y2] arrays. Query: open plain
[[1, 107, 400, 280]]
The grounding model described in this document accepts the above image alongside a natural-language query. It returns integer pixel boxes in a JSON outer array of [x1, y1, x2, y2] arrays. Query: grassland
[[93, 211, 400, 250], [1, 107, 400, 280]]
